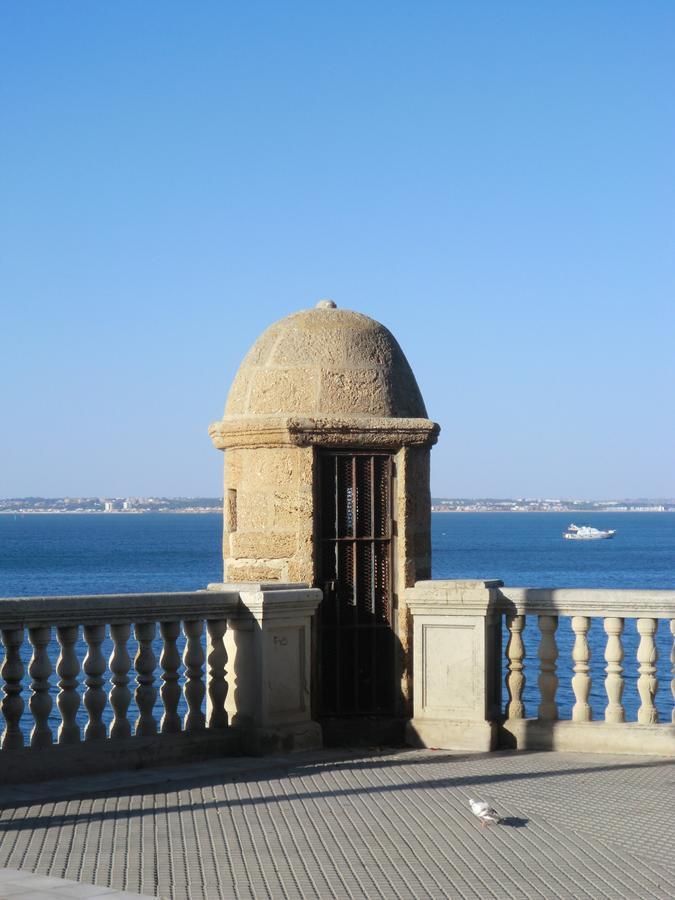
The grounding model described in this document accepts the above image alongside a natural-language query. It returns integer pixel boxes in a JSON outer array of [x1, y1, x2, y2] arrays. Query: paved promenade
[[0, 748, 672, 900]]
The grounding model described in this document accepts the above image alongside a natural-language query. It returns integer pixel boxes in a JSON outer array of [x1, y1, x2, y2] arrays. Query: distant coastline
[[431, 498, 673, 513], [2, 496, 674, 515], [0, 497, 223, 515], [0, 509, 221, 515], [431, 508, 673, 513]]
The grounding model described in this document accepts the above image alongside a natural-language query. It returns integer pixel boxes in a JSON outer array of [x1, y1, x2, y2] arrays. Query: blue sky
[[2, 2, 673, 499]]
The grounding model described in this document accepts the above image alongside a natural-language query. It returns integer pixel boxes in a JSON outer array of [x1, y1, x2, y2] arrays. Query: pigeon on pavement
[[469, 798, 501, 827]]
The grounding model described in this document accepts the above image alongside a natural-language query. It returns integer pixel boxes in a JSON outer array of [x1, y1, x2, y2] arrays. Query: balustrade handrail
[[497, 586, 675, 618], [0, 590, 241, 627]]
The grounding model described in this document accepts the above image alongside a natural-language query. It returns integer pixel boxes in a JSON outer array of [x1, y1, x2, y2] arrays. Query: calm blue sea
[[0, 511, 673, 728]]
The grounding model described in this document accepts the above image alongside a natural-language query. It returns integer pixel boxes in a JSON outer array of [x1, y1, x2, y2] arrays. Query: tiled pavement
[[0, 748, 673, 900]]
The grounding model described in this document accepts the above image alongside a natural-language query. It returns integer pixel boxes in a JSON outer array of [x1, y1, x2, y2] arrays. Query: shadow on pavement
[[500, 816, 529, 828]]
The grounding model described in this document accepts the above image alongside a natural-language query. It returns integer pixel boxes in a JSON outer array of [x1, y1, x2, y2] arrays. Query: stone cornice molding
[[209, 414, 440, 450]]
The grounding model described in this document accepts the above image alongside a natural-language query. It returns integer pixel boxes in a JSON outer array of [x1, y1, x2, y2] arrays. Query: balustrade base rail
[[499, 719, 673, 756], [0, 728, 241, 786]]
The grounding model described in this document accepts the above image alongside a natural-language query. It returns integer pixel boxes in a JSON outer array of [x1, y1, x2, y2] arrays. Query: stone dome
[[224, 302, 428, 419]]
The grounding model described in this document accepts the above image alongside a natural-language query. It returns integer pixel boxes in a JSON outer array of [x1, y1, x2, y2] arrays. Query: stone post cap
[[406, 579, 503, 614], [412, 579, 503, 591], [207, 582, 310, 593], [209, 583, 322, 623]]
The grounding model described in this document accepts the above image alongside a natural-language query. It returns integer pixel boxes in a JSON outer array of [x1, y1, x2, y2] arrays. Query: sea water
[[0, 512, 673, 730]]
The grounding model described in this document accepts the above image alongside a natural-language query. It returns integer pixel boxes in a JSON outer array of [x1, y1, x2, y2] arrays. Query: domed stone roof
[[224, 301, 428, 419]]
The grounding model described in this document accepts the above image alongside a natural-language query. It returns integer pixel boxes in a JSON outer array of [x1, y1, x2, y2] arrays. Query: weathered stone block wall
[[223, 445, 315, 584]]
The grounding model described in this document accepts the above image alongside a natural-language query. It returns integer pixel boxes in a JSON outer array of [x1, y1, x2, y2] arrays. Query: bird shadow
[[500, 816, 529, 828]]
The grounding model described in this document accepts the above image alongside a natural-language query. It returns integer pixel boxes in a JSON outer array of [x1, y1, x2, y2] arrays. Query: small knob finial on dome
[[316, 299, 337, 309]]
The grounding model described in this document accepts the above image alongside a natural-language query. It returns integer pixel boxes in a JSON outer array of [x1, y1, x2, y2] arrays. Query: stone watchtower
[[210, 301, 439, 726]]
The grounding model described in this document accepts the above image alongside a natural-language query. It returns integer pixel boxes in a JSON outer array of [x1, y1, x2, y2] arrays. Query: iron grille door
[[318, 450, 395, 716]]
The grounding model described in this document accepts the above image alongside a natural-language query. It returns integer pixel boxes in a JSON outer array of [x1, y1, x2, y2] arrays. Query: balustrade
[[0, 591, 242, 756], [0, 586, 321, 783], [1, 583, 670, 768], [406, 581, 674, 755], [497, 588, 674, 751]]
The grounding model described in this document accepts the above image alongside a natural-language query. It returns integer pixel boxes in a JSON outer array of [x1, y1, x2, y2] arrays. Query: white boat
[[563, 525, 616, 540]]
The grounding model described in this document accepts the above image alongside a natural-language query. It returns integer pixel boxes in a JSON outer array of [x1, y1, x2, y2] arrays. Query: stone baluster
[[603, 617, 625, 723], [206, 619, 228, 729], [537, 615, 559, 720], [159, 621, 181, 733], [1, 627, 25, 749], [571, 616, 592, 722], [83, 624, 107, 740], [28, 626, 54, 748], [671, 619, 675, 725], [183, 620, 206, 731], [505, 614, 526, 719], [109, 624, 132, 739], [56, 625, 81, 743], [134, 622, 158, 736], [637, 618, 658, 725]]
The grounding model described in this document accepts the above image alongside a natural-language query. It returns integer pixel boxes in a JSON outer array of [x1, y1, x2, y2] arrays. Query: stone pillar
[[211, 583, 322, 755], [405, 579, 503, 751]]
